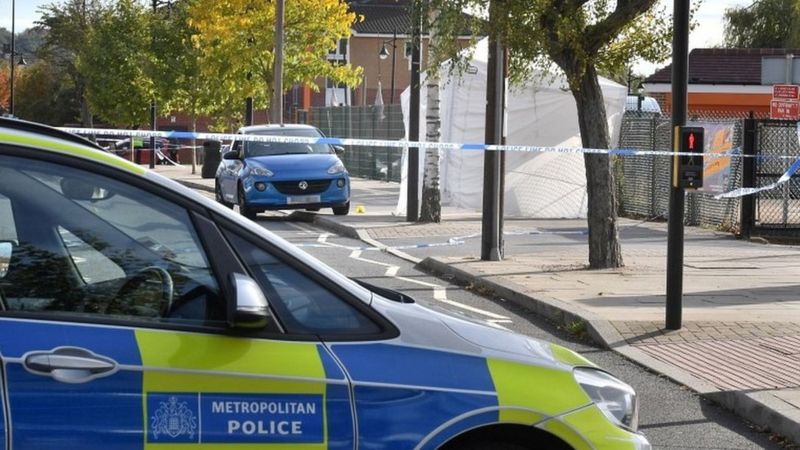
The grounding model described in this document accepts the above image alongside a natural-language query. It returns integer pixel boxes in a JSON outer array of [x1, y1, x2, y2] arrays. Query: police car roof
[[238, 124, 319, 134], [0, 117, 105, 151]]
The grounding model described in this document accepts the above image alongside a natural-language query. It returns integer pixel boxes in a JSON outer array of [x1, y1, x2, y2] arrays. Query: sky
[[1, 0, 752, 76]]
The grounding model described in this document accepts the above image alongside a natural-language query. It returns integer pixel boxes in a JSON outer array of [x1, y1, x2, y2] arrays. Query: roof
[[645, 48, 800, 85], [349, 0, 410, 34], [238, 124, 320, 134], [0, 118, 145, 175], [347, 0, 476, 36], [0, 117, 105, 151]]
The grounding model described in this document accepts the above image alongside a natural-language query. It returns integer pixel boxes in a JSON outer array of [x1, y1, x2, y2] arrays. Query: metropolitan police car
[[0, 118, 650, 450]]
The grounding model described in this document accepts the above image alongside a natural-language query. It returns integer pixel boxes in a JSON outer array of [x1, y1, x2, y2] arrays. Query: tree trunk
[[419, 7, 441, 223], [571, 65, 623, 269]]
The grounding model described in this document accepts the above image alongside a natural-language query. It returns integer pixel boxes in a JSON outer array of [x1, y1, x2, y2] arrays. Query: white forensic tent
[[397, 38, 627, 218]]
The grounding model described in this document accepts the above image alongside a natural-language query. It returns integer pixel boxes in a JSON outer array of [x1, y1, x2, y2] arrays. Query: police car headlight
[[250, 166, 273, 177], [574, 368, 639, 431], [327, 160, 346, 174]]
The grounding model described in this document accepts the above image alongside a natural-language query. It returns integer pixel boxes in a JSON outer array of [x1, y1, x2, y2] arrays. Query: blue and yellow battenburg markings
[[136, 329, 351, 449], [0, 318, 635, 449]]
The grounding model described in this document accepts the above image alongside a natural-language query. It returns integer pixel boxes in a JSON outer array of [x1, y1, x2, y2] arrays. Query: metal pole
[[10, 0, 16, 117], [481, 0, 505, 261], [246, 97, 254, 126], [407, 2, 421, 222], [149, 0, 157, 169], [150, 101, 157, 168], [389, 30, 396, 106], [272, 0, 285, 125], [740, 115, 756, 240], [666, 0, 691, 330], [387, 29, 396, 181]]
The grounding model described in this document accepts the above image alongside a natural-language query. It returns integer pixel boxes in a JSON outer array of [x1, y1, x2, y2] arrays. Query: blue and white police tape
[[449, 229, 589, 243], [715, 158, 800, 199], [59, 126, 797, 161]]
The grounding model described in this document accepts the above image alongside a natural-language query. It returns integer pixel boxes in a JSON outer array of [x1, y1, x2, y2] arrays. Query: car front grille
[[272, 179, 332, 195]]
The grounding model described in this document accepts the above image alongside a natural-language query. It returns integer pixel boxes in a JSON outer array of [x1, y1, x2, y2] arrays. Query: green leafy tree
[[149, 0, 210, 170], [428, 0, 673, 268], [14, 60, 79, 125], [150, 1, 203, 118], [78, 0, 153, 128], [37, 0, 105, 127], [188, 0, 363, 128], [724, 0, 800, 48]]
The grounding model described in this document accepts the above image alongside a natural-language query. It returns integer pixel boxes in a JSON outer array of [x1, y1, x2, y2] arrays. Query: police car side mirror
[[229, 273, 270, 329], [223, 150, 241, 160], [333, 145, 345, 156]]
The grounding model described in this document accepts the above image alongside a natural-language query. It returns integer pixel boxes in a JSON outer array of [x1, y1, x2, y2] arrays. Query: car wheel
[[305, 207, 321, 212], [238, 184, 257, 220], [459, 442, 528, 450], [215, 182, 232, 208], [332, 202, 350, 216]]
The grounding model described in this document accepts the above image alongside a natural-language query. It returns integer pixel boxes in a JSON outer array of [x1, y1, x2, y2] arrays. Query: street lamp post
[[378, 30, 397, 106], [149, 0, 175, 169], [378, 30, 397, 180], [6, 0, 23, 117]]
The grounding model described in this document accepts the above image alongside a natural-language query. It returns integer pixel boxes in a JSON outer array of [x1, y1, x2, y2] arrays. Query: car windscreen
[[244, 129, 332, 157]]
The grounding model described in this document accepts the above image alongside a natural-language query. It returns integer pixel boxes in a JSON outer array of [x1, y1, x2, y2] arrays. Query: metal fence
[[306, 105, 405, 182], [616, 111, 744, 230], [751, 120, 800, 237]]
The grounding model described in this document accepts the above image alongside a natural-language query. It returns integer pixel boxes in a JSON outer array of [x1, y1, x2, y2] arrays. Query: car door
[[0, 151, 353, 449]]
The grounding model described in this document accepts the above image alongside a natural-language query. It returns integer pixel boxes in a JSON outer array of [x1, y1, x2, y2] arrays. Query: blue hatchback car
[[215, 125, 350, 219]]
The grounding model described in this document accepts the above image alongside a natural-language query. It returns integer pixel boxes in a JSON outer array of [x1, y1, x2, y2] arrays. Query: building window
[[327, 38, 348, 62]]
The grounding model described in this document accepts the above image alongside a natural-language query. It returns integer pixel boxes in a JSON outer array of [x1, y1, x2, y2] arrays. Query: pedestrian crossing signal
[[673, 126, 704, 189]]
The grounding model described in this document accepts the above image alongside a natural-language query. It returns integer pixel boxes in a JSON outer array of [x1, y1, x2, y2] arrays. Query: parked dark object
[[202, 140, 221, 179]]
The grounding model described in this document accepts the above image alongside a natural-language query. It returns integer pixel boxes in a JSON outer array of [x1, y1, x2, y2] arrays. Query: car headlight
[[574, 368, 639, 431], [250, 166, 273, 177], [327, 160, 346, 174]]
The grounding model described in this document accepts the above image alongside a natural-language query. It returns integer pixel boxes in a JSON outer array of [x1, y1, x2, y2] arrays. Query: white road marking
[[325, 239, 511, 324]]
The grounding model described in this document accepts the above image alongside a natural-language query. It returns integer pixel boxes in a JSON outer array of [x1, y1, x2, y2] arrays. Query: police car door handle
[[23, 347, 118, 383]]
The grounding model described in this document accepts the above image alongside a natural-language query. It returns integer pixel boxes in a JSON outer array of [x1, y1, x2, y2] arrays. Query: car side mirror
[[223, 150, 241, 160], [333, 145, 345, 156], [228, 273, 269, 329]]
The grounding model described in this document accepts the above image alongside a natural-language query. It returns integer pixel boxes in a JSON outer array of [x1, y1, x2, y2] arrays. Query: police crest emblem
[[151, 396, 198, 440]]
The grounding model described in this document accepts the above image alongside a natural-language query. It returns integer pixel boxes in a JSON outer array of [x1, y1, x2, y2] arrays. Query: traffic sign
[[772, 84, 800, 100], [770, 99, 800, 120]]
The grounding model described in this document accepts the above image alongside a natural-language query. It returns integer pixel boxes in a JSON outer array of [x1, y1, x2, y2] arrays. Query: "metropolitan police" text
[[211, 400, 317, 415]]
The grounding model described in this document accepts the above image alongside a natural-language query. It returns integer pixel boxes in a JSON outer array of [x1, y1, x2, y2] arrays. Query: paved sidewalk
[[154, 165, 800, 446]]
